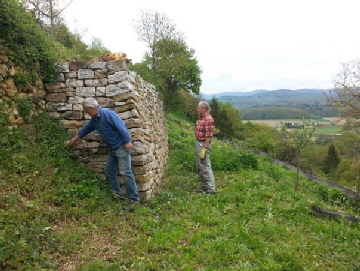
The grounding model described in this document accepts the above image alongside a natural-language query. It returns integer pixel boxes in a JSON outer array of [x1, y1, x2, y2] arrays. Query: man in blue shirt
[[66, 97, 140, 212]]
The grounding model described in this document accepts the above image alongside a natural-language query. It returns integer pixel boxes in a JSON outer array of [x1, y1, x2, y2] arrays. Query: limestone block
[[108, 71, 129, 84], [132, 164, 151, 175], [46, 93, 66, 102], [113, 91, 137, 102], [73, 104, 83, 111], [57, 62, 69, 72], [59, 119, 84, 129], [128, 71, 137, 84], [134, 172, 151, 183], [56, 73, 65, 82], [78, 69, 94, 79], [124, 118, 142, 128], [66, 79, 83, 87], [34, 79, 44, 89], [118, 81, 135, 92], [139, 190, 152, 201], [0, 55, 9, 63], [48, 112, 61, 119], [85, 78, 107, 87], [96, 87, 106, 96], [89, 62, 106, 69], [1, 78, 17, 96], [119, 109, 140, 120], [97, 98, 114, 108], [60, 110, 83, 119], [106, 60, 128, 72], [69, 61, 87, 71], [131, 154, 152, 166], [115, 103, 135, 113], [76, 87, 96, 97], [94, 70, 107, 78], [47, 102, 72, 111], [68, 96, 85, 104], [85, 141, 100, 149], [0, 64, 7, 76], [67, 71, 77, 78], [132, 141, 146, 155], [105, 84, 121, 96], [46, 82, 65, 91], [137, 181, 151, 191]]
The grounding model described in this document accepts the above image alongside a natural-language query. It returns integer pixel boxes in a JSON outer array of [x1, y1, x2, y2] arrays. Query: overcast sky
[[63, 0, 360, 95]]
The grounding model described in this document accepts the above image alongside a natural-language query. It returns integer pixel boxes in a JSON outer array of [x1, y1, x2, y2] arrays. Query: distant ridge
[[201, 88, 328, 100]]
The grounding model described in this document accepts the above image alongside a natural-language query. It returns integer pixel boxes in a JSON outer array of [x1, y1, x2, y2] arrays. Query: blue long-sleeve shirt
[[78, 106, 131, 149]]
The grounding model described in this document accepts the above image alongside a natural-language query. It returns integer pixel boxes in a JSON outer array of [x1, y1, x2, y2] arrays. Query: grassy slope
[[1, 113, 360, 271]]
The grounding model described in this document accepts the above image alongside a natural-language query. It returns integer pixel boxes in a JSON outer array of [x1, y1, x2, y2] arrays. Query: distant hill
[[201, 89, 270, 99], [201, 88, 328, 100], [201, 88, 338, 118]]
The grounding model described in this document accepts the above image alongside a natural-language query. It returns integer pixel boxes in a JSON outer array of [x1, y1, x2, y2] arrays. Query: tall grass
[[1, 112, 360, 270]]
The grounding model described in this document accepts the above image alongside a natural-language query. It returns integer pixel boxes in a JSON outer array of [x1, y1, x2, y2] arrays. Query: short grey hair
[[82, 97, 99, 109], [198, 101, 210, 111]]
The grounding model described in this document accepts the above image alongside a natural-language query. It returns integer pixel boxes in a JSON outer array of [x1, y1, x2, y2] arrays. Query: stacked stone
[[45, 60, 168, 200], [0, 45, 46, 127]]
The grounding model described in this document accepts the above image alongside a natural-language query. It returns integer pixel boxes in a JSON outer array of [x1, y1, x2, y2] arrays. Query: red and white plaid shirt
[[195, 113, 214, 141]]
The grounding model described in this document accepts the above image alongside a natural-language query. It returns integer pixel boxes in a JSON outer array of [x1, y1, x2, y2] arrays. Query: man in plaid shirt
[[195, 101, 217, 194]]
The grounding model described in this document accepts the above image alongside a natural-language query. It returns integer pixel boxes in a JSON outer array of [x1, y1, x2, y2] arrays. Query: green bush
[[17, 97, 35, 123], [211, 141, 258, 171], [0, 0, 67, 83]]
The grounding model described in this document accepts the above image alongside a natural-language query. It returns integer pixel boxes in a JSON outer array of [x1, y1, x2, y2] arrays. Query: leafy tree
[[133, 9, 183, 83], [151, 38, 201, 109], [322, 144, 340, 175], [80, 37, 110, 61], [210, 98, 242, 139], [177, 90, 200, 122], [281, 120, 316, 191], [129, 61, 152, 82], [327, 59, 360, 120], [21, 0, 74, 37], [209, 96, 220, 119]]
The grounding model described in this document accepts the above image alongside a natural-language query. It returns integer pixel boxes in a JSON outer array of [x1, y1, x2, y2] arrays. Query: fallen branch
[[311, 205, 360, 222]]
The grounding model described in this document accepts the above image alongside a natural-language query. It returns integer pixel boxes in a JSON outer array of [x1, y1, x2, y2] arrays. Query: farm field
[[246, 118, 343, 135]]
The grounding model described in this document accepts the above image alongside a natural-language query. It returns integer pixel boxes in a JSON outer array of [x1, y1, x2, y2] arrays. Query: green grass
[[315, 124, 343, 135], [1, 112, 360, 270]]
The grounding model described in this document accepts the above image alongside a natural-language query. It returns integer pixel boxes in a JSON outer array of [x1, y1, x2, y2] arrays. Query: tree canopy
[[327, 59, 360, 120], [132, 9, 202, 111]]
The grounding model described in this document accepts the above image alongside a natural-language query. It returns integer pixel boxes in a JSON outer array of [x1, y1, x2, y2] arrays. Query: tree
[[209, 98, 242, 139], [152, 38, 201, 108], [327, 59, 360, 123], [322, 144, 340, 175], [133, 9, 183, 83], [281, 120, 316, 191], [21, 0, 74, 37], [129, 61, 152, 82]]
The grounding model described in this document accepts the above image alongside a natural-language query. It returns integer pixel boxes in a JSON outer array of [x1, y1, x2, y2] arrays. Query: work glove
[[64, 140, 72, 147], [199, 148, 207, 159]]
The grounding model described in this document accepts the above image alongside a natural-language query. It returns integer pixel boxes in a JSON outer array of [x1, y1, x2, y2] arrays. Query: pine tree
[[323, 144, 340, 174]]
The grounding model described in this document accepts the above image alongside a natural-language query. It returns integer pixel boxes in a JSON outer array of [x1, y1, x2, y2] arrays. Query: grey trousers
[[195, 141, 216, 192]]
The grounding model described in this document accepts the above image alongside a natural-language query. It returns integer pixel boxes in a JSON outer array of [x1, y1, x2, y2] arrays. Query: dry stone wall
[[45, 60, 168, 200], [0, 46, 168, 200]]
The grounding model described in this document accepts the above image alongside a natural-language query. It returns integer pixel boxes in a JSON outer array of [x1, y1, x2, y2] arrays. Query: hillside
[[1, 112, 360, 270]]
